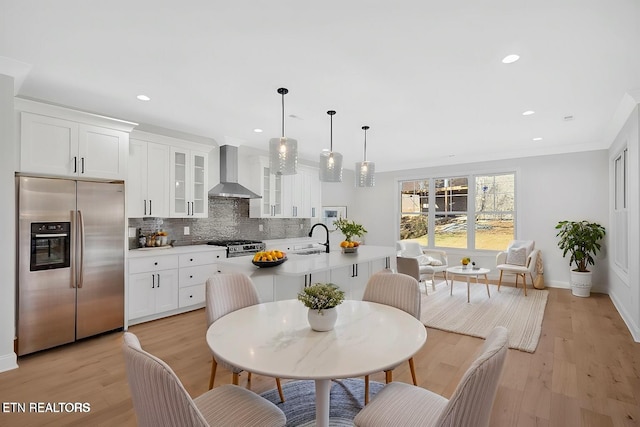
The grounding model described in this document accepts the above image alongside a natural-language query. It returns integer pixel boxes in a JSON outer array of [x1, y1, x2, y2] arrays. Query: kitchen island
[[217, 245, 396, 302]]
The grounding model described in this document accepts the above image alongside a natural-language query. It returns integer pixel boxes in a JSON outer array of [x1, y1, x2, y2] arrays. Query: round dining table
[[206, 299, 427, 427]]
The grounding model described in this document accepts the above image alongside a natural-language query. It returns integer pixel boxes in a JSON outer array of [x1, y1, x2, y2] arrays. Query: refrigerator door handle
[[77, 210, 85, 288], [157, 273, 160, 287]]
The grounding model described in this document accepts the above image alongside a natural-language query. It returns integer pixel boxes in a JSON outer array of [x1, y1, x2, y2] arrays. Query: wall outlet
[[184, 226, 190, 235], [259, 224, 263, 232], [128, 227, 137, 238]]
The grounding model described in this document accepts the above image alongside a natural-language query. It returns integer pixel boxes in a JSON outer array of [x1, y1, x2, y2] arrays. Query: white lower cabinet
[[128, 248, 225, 325], [128, 268, 179, 319], [274, 271, 330, 301], [330, 263, 370, 300]]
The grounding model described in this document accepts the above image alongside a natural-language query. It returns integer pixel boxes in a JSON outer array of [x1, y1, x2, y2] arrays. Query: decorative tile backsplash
[[128, 197, 312, 249]]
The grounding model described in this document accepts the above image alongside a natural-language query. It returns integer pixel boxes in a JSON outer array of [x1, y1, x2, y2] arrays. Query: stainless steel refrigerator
[[16, 176, 125, 356]]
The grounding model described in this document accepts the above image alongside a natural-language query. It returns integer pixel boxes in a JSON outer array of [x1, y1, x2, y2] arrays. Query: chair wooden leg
[[232, 372, 239, 385], [498, 270, 503, 291], [276, 378, 285, 403], [422, 280, 428, 296], [208, 357, 218, 390], [247, 372, 252, 382], [364, 375, 370, 405], [385, 370, 393, 383], [522, 274, 528, 296], [431, 276, 436, 292], [408, 357, 417, 385]]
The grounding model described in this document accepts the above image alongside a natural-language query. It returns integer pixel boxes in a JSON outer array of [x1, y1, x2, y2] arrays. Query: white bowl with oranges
[[251, 250, 287, 268], [339, 240, 360, 254]]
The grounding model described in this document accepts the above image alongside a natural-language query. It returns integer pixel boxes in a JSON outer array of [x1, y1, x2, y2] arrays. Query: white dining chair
[[354, 326, 509, 427], [361, 270, 422, 404], [122, 332, 286, 427], [206, 273, 285, 402]]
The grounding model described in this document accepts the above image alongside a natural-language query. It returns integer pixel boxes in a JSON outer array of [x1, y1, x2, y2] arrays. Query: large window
[[399, 173, 515, 250], [474, 174, 515, 250]]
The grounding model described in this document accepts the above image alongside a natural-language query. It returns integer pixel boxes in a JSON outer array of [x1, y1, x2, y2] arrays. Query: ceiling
[[1, 1, 639, 172]]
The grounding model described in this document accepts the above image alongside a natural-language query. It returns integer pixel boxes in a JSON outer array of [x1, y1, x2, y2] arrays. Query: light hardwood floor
[[0, 286, 639, 426]]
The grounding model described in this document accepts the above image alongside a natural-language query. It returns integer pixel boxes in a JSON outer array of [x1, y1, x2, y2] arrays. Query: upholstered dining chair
[[353, 326, 509, 427], [122, 332, 286, 427], [361, 270, 422, 404], [396, 241, 448, 294], [496, 240, 539, 296], [206, 273, 285, 402]]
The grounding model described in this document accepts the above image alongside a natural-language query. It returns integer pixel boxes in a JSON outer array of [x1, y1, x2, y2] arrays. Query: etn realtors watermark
[[2, 402, 91, 413]]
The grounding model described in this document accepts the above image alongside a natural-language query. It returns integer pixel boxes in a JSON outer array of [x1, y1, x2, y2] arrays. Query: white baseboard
[[0, 352, 18, 373]]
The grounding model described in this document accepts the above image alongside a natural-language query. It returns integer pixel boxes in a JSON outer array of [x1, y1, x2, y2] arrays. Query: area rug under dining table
[[421, 280, 548, 352], [261, 379, 384, 427]]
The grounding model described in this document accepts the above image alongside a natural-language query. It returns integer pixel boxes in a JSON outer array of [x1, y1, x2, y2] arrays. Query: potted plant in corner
[[297, 283, 345, 331], [555, 220, 606, 297], [333, 218, 367, 253]]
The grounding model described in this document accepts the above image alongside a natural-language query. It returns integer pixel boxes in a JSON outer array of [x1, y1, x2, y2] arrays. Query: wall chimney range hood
[[208, 145, 261, 199]]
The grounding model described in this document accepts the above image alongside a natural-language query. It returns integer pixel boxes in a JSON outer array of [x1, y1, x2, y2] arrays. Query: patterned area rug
[[421, 280, 548, 352], [261, 379, 384, 427]]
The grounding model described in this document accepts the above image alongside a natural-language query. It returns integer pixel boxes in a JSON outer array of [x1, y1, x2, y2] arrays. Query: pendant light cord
[[327, 110, 336, 152], [277, 87, 289, 139], [362, 125, 370, 161]]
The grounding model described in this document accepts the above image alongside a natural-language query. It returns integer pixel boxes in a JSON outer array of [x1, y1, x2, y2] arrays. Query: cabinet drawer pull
[[189, 275, 193, 278], [154, 262, 158, 265]]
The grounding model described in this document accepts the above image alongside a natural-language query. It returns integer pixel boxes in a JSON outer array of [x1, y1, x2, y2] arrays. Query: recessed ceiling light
[[533, 137, 543, 141], [522, 110, 535, 116], [136, 95, 150, 101], [502, 54, 520, 64], [253, 128, 263, 133]]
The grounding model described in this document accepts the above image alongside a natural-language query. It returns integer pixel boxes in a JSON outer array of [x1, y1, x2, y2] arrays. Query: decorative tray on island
[[252, 257, 288, 268]]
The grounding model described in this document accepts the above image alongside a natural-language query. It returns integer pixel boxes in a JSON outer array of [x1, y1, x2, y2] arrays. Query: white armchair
[[496, 240, 539, 296], [396, 241, 448, 294]]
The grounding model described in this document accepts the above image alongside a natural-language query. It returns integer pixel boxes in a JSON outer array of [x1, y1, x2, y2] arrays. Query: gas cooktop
[[207, 240, 266, 257]]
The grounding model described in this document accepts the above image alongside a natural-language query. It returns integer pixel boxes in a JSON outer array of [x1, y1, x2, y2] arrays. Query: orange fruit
[[353, 241, 360, 247], [348, 242, 354, 248], [340, 241, 348, 248]]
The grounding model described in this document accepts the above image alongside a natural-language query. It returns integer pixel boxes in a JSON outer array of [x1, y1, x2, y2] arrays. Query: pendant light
[[269, 87, 298, 175], [355, 125, 375, 187], [319, 110, 343, 182]]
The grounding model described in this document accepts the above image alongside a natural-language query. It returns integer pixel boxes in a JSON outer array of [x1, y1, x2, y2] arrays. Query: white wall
[[0, 74, 17, 372], [330, 150, 611, 291], [608, 105, 640, 341]]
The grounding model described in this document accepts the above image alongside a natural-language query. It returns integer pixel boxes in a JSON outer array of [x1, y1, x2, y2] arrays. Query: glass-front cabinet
[[250, 157, 284, 218], [170, 148, 208, 218]]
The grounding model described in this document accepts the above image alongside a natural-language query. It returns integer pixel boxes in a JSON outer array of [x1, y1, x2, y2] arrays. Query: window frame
[[397, 171, 517, 251]]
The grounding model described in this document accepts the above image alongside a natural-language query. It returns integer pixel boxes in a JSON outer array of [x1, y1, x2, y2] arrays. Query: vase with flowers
[[297, 283, 345, 331]]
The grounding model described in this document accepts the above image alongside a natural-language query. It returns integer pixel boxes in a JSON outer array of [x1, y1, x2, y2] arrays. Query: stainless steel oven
[[30, 221, 71, 271]]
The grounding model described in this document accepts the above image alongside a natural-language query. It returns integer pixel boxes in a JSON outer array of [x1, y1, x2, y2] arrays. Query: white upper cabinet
[[250, 158, 322, 219], [128, 138, 170, 218], [170, 147, 209, 218], [250, 157, 284, 218], [17, 99, 136, 180]]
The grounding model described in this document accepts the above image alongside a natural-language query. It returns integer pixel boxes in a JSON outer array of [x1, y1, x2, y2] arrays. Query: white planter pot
[[307, 307, 338, 331], [570, 270, 592, 297]]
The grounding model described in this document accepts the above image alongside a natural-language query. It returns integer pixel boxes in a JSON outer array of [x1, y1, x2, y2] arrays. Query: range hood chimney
[[208, 145, 261, 199]]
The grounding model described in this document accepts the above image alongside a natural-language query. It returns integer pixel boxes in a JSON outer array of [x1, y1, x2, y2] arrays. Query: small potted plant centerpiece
[[333, 218, 367, 253], [297, 283, 345, 331], [555, 220, 606, 297], [461, 257, 471, 269]]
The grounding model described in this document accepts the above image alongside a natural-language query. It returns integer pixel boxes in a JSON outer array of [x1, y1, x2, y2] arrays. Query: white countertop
[[217, 245, 395, 276], [128, 244, 226, 258]]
